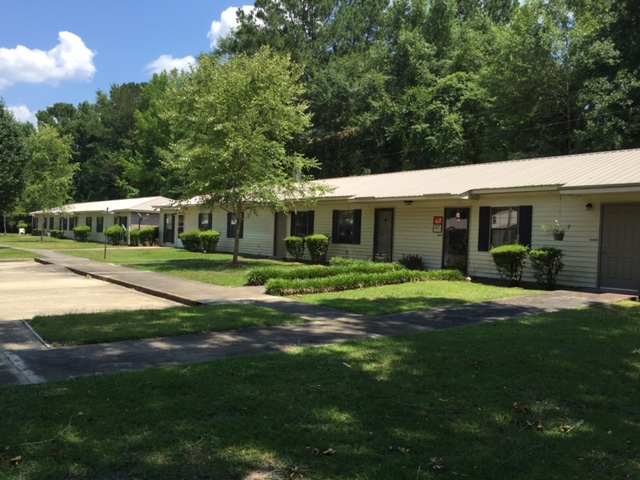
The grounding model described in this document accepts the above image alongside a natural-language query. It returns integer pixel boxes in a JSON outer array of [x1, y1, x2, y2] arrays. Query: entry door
[[442, 208, 470, 272], [373, 208, 394, 262], [274, 212, 288, 258], [600, 205, 640, 291]]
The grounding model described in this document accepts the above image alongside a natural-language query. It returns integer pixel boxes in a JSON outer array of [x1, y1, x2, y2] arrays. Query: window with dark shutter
[[331, 209, 362, 244]]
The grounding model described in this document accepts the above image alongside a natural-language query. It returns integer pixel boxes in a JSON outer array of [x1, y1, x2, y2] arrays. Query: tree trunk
[[232, 210, 243, 265], [2, 211, 6, 236]]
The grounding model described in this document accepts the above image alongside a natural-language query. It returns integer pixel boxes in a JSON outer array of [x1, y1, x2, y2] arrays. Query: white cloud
[[208, 5, 255, 48], [8, 105, 35, 124], [0, 31, 96, 90], [146, 54, 196, 75]]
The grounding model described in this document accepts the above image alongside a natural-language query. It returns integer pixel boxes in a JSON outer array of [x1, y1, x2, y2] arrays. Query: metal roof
[[315, 148, 640, 200], [31, 196, 174, 215]]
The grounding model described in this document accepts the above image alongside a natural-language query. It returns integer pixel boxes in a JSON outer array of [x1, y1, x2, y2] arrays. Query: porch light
[[404, 200, 414, 206]]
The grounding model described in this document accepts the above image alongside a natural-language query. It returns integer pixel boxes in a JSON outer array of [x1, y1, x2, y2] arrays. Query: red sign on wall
[[433, 216, 443, 233]]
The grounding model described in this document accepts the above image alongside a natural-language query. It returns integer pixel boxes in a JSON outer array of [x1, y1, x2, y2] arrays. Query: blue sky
[[0, 0, 252, 124]]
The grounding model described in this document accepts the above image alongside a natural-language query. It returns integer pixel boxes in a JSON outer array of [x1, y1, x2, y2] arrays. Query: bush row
[[284, 234, 330, 263], [247, 261, 403, 286], [490, 244, 564, 289], [129, 227, 159, 246], [265, 269, 465, 295], [32, 229, 64, 238], [179, 229, 221, 253]]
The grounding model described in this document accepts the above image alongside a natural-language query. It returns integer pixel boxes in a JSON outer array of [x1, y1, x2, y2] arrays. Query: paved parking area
[[0, 260, 182, 321]]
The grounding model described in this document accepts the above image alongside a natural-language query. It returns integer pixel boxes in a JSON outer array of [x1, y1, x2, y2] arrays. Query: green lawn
[[292, 280, 543, 315], [0, 233, 127, 250], [61, 249, 296, 287], [0, 247, 42, 260], [2, 302, 638, 479], [30, 304, 303, 346]]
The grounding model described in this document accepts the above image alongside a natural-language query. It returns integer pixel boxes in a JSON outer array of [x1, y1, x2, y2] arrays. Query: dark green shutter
[[353, 209, 362, 244], [308, 211, 315, 235], [478, 207, 491, 251], [208, 213, 212, 230], [332, 210, 340, 243], [518, 206, 533, 247], [290, 213, 297, 236]]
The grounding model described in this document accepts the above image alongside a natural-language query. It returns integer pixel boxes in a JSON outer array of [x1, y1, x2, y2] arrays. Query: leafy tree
[[161, 47, 331, 264], [22, 126, 78, 239], [0, 99, 28, 235]]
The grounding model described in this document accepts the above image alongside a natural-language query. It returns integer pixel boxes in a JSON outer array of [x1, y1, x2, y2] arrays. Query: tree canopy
[[5, 0, 639, 209], [0, 100, 28, 234], [160, 47, 331, 263]]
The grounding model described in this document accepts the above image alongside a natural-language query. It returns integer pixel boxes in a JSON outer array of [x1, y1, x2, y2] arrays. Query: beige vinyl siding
[[215, 208, 275, 258]]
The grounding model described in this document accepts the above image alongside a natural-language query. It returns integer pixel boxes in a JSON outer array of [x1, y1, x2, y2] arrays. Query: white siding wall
[[159, 192, 640, 289]]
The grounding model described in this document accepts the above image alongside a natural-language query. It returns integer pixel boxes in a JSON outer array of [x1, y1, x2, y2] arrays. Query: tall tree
[[22, 126, 78, 239], [161, 47, 331, 264], [0, 99, 28, 235]]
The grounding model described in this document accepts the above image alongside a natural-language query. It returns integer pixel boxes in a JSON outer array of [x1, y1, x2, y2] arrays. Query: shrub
[[138, 227, 158, 246], [16, 221, 29, 230], [73, 226, 91, 242], [32, 229, 42, 236], [490, 243, 530, 287], [247, 261, 403, 286], [398, 254, 424, 271], [129, 229, 141, 246], [284, 236, 305, 261], [200, 230, 221, 253], [529, 247, 565, 290], [305, 234, 329, 264], [105, 225, 125, 245], [49, 229, 64, 239], [265, 269, 465, 295], [179, 230, 202, 252]]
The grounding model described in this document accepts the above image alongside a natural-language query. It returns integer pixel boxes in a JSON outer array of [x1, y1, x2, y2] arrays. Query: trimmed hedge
[[284, 236, 305, 260], [265, 269, 465, 295], [247, 261, 403, 286], [105, 225, 125, 245], [179, 230, 201, 252], [49, 229, 64, 239], [490, 243, 530, 287], [398, 254, 424, 271], [129, 229, 141, 246], [529, 247, 564, 290], [73, 226, 91, 242], [200, 230, 221, 253], [32, 229, 42, 236], [305, 234, 329, 264], [139, 227, 158, 246]]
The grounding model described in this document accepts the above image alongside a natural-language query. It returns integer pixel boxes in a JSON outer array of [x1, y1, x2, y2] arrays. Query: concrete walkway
[[1, 248, 634, 388]]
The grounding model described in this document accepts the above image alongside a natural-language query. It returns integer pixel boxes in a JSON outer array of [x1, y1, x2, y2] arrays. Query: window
[[198, 212, 212, 231], [69, 217, 77, 230], [32, 217, 39, 229], [478, 206, 532, 251], [96, 217, 104, 233], [43, 217, 48, 230], [116, 216, 128, 228], [290, 211, 314, 237], [61, 217, 68, 230], [331, 209, 362, 244], [178, 215, 185, 236], [490, 207, 518, 247], [86, 216, 92, 231], [227, 212, 244, 238], [49, 217, 54, 230]]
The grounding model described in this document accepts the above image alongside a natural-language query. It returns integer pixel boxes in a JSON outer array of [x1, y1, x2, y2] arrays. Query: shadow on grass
[[3, 303, 639, 479], [301, 295, 469, 316]]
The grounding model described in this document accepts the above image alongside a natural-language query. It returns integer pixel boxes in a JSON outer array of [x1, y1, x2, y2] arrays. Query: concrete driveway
[[0, 260, 182, 321]]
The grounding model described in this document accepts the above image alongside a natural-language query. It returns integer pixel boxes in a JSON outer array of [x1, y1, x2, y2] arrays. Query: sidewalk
[[1, 249, 634, 388]]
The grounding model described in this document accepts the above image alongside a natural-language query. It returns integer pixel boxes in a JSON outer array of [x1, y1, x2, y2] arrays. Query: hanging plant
[[541, 220, 570, 241]]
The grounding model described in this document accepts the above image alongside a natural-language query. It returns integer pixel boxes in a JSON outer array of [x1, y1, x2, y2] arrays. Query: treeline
[[16, 0, 640, 204]]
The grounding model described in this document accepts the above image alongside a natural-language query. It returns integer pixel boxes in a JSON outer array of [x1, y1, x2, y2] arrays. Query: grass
[[0, 233, 125, 250], [0, 247, 42, 260], [59, 249, 296, 287], [2, 302, 639, 479], [291, 280, 543, 316], [30, 304, 303, 346]]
